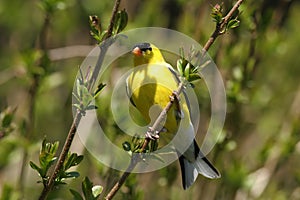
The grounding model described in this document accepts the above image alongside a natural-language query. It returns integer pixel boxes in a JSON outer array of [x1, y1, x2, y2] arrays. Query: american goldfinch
[[126, 42, 220, 189]]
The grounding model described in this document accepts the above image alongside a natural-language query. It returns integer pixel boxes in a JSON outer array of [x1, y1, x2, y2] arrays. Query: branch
[[38, 0, 122, 199], [202, 0, 243, 52], [105, 154, 140, 200], [88, 0, 122, 91], [106, 0, 122, 39], [105, 1, 244, 199]]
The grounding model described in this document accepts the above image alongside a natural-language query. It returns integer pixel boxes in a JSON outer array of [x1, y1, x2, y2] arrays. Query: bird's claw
[[145, 128, 160, 140], [169, 91, 180, 102]]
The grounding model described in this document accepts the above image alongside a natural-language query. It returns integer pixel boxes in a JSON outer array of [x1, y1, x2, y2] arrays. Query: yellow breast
[[127, 63, 179, 134]]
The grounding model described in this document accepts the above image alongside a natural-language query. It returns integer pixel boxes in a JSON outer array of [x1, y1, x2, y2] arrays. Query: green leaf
[[70, 189, 84, 200], [132, 136, 144, 152], [38, 139, 59, 177], [73, 104, 82, 111], [188, 73, 202, 82], [227, 19, 240, 30], [74, 155, 84, 165], [48, 157, 57, 167], [86, 105, 98, 110], [76, 78, 82, 98], [94, 83, 106, 98], [40, 140, 46, 160], [122, 141, 131, 151], [191, 65, 199, 74], [184, 63, 191, 80], [113, 9, 128, 34], [54, 180, 67, 185], [64, 153, 75, 170], [91, 32, 101, 43], [149, 140, 158, 152], [80, 85, 94, 108], [50, 141, 59, 154], [82, 177, 94, 200], [29, 161, 43, 176], [92, 185, 103, 198], [64, 171, 80, 179], [64, 153, 83, 170], [176, 59, 183, 76], [100, 31, 108, 41], [118, 9, 128, 33]]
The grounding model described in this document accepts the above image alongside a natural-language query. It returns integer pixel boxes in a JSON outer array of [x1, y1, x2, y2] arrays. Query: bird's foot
[[145, 128, 160, 140], [170, 91, 180, 103]]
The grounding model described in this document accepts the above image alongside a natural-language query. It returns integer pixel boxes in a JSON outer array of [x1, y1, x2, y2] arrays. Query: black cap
[[132, 42, 152, 52]]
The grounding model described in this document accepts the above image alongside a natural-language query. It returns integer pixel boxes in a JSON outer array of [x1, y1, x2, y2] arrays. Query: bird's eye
[[141, 47, 152, 52]]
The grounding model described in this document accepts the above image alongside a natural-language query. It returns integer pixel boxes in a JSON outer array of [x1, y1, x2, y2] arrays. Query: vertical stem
[[106, 0, 121, 39], [37, 0, 122, 199], [88, 0, 121, 91]]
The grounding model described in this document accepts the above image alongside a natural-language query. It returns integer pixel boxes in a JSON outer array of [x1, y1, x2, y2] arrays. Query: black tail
[[179, 145, 220, 189]]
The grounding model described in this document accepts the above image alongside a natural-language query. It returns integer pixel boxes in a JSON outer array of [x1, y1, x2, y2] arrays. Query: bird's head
[[132, 43, 165, 66]]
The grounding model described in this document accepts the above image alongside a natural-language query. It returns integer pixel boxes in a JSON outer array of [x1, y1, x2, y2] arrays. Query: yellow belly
[[127, 63, 180, 134], [131, 83, 179, 134]]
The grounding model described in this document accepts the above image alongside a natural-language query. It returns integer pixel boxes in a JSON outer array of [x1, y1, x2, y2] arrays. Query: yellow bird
[[126, 43, 220, 189]]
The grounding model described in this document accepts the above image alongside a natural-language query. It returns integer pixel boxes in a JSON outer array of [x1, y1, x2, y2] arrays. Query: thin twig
[[88, 0, 121, 91], [105, 0, 244, 199], [202, 0, 243, 52], [106, 0, 121, 39], [105, 155, 140, 200], [38, 0, 122, 199]]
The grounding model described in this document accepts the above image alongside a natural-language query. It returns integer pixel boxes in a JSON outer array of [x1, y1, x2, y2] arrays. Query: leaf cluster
[[176, 47, 202, 83], [30, 139, 83, 187], [89, 9, 128, 44], [72, 68, 106, 115], [122, 134, 159, 154], [211, 3, 240, 33]]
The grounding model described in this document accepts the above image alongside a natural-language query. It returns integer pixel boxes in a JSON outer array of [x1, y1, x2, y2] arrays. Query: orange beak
[[132, 47, 143, 56]]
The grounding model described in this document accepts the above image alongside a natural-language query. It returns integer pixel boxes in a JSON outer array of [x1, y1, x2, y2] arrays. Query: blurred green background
[[1, 0, 300, 199]]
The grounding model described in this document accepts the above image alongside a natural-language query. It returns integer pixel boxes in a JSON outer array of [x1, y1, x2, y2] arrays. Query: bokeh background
[[1, 0, 300, 199]]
